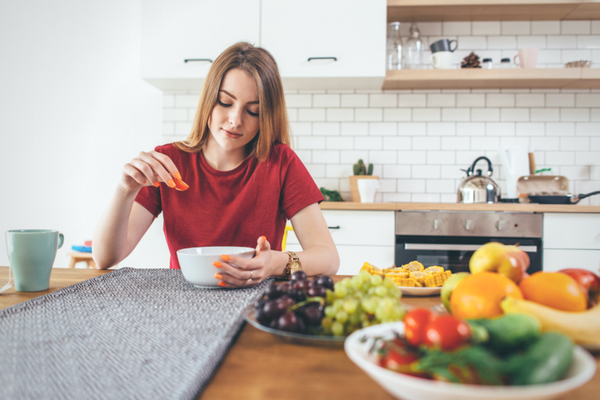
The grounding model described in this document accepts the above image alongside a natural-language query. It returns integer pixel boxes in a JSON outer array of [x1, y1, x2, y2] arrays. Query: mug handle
[[513, 54, 520, 67], [57, 233, 64, 249], [449, 40, 458, 52]]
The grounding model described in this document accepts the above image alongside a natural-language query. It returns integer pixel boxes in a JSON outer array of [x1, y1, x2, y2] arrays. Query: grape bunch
[[254, 271, 334, 334], [322, 270, 405, 337]]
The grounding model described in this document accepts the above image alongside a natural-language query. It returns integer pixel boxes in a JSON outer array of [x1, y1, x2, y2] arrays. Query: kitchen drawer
[[543, 249, 600, 274], [286, 210, 395, 247], [286, 243, 395, 275], [543, 213, 600, 250]]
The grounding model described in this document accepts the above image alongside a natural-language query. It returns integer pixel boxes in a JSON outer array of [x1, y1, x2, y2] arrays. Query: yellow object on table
[[66, 251, 97, 269]]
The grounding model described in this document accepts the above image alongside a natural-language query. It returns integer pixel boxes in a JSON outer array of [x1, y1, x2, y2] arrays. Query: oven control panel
[[395, 211, 543, 238]]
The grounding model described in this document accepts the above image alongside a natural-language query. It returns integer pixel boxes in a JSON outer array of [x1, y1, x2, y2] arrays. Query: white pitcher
[[499, 145, 530, 199]]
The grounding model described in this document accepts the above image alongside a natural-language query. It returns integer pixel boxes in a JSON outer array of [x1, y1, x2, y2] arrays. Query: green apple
[[441, 272, 471, 312]]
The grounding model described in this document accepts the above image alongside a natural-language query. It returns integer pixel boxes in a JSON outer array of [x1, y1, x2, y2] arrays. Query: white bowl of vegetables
[[345, 317, 596, 400]]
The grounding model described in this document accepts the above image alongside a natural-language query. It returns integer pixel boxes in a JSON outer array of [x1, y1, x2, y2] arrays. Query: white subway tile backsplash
[[472, 21, 500, 35], [326, 108, 354, 122], [313, 94, 340, 108], [413, 136, 441, 150], [355, 108, 383, 122], [560, 108, 590, 122], [488, 36, 517, 50], [341, 94, 369, 108], [562, 20, 590, 35], [383, 137, 411, 150], [532, 21, 560, 35], [383, 109, 411, 122], [427, 122, 456, 136], [160, 20, 599, 203]]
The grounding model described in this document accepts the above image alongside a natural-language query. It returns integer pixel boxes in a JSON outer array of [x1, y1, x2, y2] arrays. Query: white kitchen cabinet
[[261, 0, 386, 90], [141, 0, 260, 91], [286, 210, 395, 275], [543, 213, 600, 273]]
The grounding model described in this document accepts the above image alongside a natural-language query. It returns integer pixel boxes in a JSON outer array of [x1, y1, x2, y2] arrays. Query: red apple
[[558, 268, 600, 307]]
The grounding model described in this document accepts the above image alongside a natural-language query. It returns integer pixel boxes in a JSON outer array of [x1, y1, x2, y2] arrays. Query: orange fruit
[[450, 271, 523, 319], [519, 272, 587, 312]]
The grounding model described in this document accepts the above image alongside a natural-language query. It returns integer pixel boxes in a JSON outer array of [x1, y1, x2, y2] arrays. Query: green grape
[[334, 283, 348, 298], [361, 320, 371, 328], [391, 305, 406, 321], [331, 321, 344, 336], [370, 274, 383, 286], [387, 286, 402, 299], [382, 276, 396, 288], [348, 312, 361, 325], [321, 317, 333, 328], [375, 286, 388, 297], [359, 312, 368, 322], [362, 297, 379, 314], [359, 270, 371, 280], [367, 286, 377, 296], [325, 289, 335, 303], [324, 306, 336, 319], [343, 299, 358, 314], [333, 299, 344, 310], [379, 297, 396, 309], [336, 310, 349, 323], [375, 304, 392, 321], [361, 281, 372, 292]]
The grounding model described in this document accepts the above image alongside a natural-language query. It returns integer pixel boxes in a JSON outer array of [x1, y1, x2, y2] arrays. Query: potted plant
[[349, 159, 379, 202]]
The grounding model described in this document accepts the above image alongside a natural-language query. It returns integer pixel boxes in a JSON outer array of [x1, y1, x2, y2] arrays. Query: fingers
[[214, 253, 264, 288], [256, 235, 271, 254], [123, 150, 188, 190]]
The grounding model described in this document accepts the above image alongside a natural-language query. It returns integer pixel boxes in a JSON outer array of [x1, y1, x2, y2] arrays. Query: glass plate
[[399, 286, 442, 296], [242, 303, 345, 347]]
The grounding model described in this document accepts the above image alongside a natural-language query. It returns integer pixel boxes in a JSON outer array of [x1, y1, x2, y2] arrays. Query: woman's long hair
[[174, 42, 291, 161]]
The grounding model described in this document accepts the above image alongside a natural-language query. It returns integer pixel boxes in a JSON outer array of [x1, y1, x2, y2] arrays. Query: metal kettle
[[457, 156, 501, 203]]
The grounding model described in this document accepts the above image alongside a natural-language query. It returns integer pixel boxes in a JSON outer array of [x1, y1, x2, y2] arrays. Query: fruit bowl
[[345, 322, 596, 400]]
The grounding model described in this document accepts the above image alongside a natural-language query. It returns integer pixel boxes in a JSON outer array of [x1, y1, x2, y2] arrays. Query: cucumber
[[504, 332, 574, 386], [469, 313, 540, 352]]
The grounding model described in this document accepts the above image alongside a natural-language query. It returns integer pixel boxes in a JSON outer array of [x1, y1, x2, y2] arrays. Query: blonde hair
[[174, 42, 291, 161]]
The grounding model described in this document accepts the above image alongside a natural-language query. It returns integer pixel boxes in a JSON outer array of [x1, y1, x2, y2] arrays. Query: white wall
[[162, 20, 600, 205], [0, 0, 169, 268]]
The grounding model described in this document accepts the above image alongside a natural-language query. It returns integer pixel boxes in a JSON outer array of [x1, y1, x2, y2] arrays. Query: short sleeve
[[278, 146, 324, 220], [135, 185, 162, 218]]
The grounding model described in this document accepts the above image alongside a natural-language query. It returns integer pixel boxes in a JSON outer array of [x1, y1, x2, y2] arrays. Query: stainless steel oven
[[395, 211, 543, 274]]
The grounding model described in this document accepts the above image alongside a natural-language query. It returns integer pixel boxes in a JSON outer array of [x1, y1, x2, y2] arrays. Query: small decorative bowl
[[565, 60, 592, 68], [177, 246, 255, 287]]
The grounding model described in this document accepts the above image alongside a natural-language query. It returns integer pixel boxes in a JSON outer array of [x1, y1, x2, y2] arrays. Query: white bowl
[[177, 246, 255, 287], [345, 322, 596, 400]]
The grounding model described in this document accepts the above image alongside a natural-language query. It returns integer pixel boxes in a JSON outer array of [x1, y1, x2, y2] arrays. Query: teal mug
[[5, 229, 64, 292]]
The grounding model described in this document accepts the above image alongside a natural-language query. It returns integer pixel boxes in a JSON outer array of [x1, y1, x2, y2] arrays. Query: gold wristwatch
[[285, 251, 302, 279]]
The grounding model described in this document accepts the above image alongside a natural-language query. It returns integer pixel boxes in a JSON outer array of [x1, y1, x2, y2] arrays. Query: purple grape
[[265, 283, 283, 300], [295, 313, 307, 333], [289, 289, 305, 302], [277, 295, 295, 309], [302, 304, 324, 326], [292, 280, 308, 292], [263, 299, 286, 319], [277, 311, 299, 332], [316, 275, 334, 290], [307, 285, 326, 298], [269, 319, 278, 329], [291, 271, 307, 281], [279, 281, 291, 294], [255, 307, 270, 326], [254, 298, 267, 309]]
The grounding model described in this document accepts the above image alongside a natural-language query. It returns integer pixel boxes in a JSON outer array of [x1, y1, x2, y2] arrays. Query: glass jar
[[403, 22, 422, 69], [386, 22, 403, 70], [482, 58, 493, 69]]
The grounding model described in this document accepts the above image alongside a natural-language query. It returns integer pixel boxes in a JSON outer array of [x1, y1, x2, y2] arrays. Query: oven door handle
[[404, 244, 538, 252]]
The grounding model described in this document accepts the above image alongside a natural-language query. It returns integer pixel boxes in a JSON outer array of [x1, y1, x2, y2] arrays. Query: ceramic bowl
[[177, 246, 255, 287], [565, 60, 592, 68], [345, 321, 596, 400]]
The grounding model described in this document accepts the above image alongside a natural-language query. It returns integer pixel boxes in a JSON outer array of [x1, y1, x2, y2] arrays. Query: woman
[[93, 42, 339, 287]]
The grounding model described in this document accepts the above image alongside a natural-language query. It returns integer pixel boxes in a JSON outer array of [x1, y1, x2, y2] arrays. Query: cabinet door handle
[[328, 226, 340, 230], [184, 58, 213, 63], [307, 57, 337, 62]]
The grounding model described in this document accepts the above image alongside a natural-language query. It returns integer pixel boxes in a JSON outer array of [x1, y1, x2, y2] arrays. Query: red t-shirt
[[135, 143, 323, 269]]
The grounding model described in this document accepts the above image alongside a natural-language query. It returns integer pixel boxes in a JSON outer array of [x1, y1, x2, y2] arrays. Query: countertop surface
[[320, 202, 600, 213], [1, 267, 598, 400]]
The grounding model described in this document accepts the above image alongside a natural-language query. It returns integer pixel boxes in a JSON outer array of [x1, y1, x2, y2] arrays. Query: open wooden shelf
[[387, 0, 600, 22], [382, 68, 599, 90]]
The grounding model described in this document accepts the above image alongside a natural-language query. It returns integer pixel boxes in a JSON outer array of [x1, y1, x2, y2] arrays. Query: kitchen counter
[[321, 202, 600, 213], [1, 267, 598, 399]]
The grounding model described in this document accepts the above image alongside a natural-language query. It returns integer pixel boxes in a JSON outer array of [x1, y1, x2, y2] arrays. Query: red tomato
[[378, 339, 419, 372], [424, 315, 471, 351], [404, 308, 434, 347]]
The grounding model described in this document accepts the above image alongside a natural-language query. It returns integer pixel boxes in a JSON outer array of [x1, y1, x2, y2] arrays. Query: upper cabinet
[[141, 0, 260, 91], [261, 0, 387, 90], [141, 0, 386, 91]]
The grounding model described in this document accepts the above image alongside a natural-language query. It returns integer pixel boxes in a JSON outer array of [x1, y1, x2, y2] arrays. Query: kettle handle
[[470, 156, 494, 177]]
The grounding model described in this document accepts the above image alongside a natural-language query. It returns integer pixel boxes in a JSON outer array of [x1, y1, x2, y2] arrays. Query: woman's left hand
[[215, 236, 273, 288]]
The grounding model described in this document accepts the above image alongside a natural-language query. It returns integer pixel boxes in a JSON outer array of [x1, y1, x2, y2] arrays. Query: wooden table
[[1, 267, 598, 399]]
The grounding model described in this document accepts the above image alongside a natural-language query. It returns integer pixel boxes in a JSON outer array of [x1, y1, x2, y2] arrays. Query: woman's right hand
[[120, 150, 183, 193]]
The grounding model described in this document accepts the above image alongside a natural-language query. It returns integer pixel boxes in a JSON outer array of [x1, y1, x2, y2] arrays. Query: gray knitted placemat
[[0, 268, 272, 400]]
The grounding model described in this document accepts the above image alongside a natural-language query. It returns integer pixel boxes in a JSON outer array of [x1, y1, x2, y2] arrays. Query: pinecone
[[461, 52, 481, 68]]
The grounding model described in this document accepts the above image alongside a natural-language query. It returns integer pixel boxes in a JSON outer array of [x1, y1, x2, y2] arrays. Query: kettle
[[457, 156, 501, 203]]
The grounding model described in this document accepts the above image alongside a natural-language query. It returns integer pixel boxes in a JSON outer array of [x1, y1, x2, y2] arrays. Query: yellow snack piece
[[424, 266, 445, 275], [423, 270, 453, 287], [402, 261, 424, 272], [388, 276, 422, 287], [385, 271, 409, 280], [360, 262, 384, 276]]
